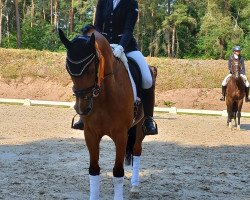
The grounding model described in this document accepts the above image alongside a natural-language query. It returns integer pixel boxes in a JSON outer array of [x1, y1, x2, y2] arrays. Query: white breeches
[[126, 51, 153, 89], [222, 74, 249, 87]]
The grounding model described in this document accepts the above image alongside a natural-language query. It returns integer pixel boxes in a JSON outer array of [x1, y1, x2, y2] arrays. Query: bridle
[[67, 52, 101, 100], [66, 35, 114, 116]]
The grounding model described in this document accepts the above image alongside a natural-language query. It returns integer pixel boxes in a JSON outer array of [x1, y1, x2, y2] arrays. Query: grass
[[0, 48, 70, 85], [163, 101, 175, 107], [1, 48, 249, 91]]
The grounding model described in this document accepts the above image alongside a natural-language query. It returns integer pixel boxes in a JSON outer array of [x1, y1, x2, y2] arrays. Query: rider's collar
[[233, 54, 239, 59]]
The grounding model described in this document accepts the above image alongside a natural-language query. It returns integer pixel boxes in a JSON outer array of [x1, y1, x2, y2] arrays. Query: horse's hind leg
[[125, 126, 137, 166], [113, 131, 128, 200], [130, 123, 145, 195], [237, 101, 243, 130], [234, 112, 237, 127], [237, 112, 241, 130], [227, 110, 233, 129], [85, 132, 101, 200]]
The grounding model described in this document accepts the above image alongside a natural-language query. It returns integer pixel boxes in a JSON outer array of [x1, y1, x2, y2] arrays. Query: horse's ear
[[89, 33, 95, 48], [58, 28, 71, 49]]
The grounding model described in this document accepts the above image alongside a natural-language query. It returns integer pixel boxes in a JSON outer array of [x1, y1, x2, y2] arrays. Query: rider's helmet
[[233, 46, 241, 51]]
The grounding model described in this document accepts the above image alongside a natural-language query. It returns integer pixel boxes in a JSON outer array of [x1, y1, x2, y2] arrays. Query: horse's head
[[59, 28, 100, 116], [231, 58, 241, 79]]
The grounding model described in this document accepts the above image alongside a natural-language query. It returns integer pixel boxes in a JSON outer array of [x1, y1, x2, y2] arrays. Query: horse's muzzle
[[74, 99, 93, 116]]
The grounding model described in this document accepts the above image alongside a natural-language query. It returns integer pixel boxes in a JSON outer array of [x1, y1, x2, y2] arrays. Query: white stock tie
[[113, 0, 120, 10]]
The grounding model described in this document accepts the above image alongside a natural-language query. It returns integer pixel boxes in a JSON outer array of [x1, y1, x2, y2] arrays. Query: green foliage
[[164, 101, 175, 107], [1, 0, 250, 59], [197, 2, 244, 59]]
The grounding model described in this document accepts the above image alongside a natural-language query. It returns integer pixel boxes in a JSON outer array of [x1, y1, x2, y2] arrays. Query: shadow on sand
[[0, 137, 249, 200]]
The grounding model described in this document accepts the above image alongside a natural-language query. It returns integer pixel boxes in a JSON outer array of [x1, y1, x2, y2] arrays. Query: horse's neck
[[230, 76, 245, 91]]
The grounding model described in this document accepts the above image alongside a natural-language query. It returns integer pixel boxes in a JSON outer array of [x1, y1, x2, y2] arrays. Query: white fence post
[[23, 99, 31, 106]]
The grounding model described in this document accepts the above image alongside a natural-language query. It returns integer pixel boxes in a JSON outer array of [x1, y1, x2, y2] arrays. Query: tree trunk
[[93, 6, 96, 25], [167, 0, 171, 15], [14, 0, 21, 48], [136, 0, 140, 46], [30, 0, 34, 27], [171, 25, 176, 57], [50, 0, 53, 25], [54, 0, 58, 30], [22, 0, 26, 22], [5, 7, 10, 46], [0, 0, 2, 46], [176, 31, 179, 57], [167, 0, 171, 57], [167, 31, 171, 57], [220, 39, 225, 59], [70, 0, 74, 33], [43, 0, 46, 21]]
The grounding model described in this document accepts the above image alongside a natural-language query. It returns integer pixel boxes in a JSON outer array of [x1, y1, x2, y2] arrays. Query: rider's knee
[[142, 76, 153, 89]]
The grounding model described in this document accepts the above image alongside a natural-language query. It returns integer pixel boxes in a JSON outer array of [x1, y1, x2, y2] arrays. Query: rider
[[220, 46, 250, 102], [72, 0, 158, 135]]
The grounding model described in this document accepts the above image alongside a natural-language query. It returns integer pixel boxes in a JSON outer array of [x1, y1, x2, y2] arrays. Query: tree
[[14, 0, 21, 48], [70, 0, 74, 33], [167, 0, 171, 56], [198, 1, 243, 59], [0, 0, 2, 46], [30, 0, 34, 27], [54, 0, 58, 30], [161, 3, 196, 57]]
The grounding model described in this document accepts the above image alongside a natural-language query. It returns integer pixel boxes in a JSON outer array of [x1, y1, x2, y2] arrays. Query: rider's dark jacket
[[94, 0, 139, 53], [228, 55, 246, 75]]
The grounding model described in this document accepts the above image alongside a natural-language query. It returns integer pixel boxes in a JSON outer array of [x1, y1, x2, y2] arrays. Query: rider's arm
[[241, 57, 246, 75], [228, 57, 233, 74], [119, 0, 138, 49], [94, 0, 105, 33]]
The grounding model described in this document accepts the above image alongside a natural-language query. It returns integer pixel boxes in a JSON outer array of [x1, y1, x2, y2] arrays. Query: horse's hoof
[[228, 122, 232, 129], [237, 125, 241, 130], [130, 186, 139, 196]]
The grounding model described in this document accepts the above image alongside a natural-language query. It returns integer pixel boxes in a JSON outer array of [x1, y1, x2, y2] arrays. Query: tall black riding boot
[[245, 87, 250, 102], [142, 86, 158, 135], [220, 86, 226, 101]]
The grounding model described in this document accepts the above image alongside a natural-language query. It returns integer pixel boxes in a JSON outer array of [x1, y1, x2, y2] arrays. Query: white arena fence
[[1, 98, 250, 117]]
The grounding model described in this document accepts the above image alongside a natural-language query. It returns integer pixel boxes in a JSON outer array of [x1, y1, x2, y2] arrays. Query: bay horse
[[59, 27, 156, 199], [226, 58, 245, 130]]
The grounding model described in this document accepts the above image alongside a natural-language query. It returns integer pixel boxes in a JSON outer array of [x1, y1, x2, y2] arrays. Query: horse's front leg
[[85, 131, 101, 200], [113, 131, 128, 200]]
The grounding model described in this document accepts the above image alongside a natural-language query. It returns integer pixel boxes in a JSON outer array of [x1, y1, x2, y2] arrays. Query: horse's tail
[[125, 126, 136, 166]]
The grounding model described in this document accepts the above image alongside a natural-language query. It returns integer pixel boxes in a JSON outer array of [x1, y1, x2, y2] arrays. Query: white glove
[[113, 45, 124, 59]]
